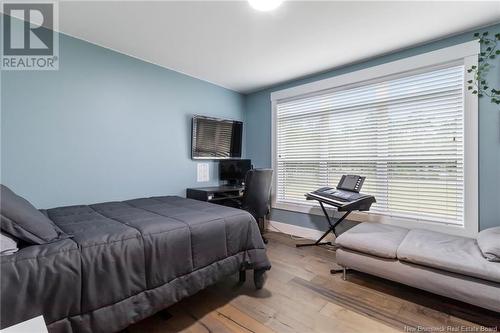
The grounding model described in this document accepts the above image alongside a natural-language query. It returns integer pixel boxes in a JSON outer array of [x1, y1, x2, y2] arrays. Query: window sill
[[272, 201, 478, 238]]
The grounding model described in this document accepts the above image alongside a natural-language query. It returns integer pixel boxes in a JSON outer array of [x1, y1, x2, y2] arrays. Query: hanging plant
[[466, 31, 500, 106]]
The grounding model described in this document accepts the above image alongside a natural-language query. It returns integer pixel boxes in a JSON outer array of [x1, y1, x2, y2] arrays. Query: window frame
[[271, 41, 479, 237]]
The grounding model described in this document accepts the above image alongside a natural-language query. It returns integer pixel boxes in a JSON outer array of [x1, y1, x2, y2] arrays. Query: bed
[[1, 189, 271, 333]]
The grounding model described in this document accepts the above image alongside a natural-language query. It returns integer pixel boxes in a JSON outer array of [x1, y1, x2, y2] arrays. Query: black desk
[[186, 185, 244, 207]]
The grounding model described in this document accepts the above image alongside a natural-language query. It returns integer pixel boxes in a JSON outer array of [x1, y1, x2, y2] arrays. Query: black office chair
[[240, 168, 273, 244]]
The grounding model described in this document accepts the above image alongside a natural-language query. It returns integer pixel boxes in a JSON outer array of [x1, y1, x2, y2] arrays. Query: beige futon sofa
[[335, 223, 500, 313]]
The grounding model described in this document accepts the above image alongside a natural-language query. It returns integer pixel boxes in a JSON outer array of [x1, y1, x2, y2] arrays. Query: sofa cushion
[[0, 185, 66, 244], [335, 222, 409, 259], [477, 227, 500, 262], [397, 229, 500, 284]]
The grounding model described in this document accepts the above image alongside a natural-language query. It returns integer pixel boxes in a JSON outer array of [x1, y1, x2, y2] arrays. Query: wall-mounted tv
[[191, 115, 243, 159]]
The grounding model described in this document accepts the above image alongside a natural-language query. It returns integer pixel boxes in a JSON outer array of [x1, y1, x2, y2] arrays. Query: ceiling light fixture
[[248, 0, 283, 12]]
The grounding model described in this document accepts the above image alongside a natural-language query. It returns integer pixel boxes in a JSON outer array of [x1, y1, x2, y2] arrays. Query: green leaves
[[469, 30, 500, 110]]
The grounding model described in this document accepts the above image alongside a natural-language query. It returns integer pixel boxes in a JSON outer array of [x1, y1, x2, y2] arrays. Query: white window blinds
[[276, 65, 465, 225]]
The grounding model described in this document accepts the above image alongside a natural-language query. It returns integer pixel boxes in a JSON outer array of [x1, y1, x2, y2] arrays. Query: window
[[271, 42, 479, 236]]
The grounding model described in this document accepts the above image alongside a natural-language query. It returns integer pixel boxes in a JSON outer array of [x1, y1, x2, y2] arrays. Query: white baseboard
[[267, 220, 326, 240]]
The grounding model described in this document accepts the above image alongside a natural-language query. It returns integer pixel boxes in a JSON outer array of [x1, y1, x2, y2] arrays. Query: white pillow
[[1, 232, 18, 255], [477, 227, 500, 262]]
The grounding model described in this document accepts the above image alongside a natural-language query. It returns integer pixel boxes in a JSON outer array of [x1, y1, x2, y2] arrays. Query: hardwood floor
[[128, 232, 500, 333]]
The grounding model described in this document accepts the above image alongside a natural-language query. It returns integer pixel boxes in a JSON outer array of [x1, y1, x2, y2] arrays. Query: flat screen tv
[[191, 116, 243, 159]]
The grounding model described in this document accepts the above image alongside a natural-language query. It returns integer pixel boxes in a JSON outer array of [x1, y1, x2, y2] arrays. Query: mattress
[[1, 196, 270, 332]]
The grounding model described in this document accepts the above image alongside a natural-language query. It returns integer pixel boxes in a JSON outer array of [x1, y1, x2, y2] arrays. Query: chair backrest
[[241, 169, 273, 220]]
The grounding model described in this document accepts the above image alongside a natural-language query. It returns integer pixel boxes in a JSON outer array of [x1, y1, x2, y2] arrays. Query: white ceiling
[[58, 1, 500, 93]]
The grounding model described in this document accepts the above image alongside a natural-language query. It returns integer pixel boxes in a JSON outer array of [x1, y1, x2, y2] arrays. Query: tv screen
[[191, 116, 243, 159]]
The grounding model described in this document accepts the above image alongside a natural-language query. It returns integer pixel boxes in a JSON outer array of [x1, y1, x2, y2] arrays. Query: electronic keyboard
[[305, 187, 376, 211], [298, 175, 376, 269]]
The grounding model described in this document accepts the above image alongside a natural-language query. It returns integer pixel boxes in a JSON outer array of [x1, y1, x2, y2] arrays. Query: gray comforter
[[1, 196, 270, 332]]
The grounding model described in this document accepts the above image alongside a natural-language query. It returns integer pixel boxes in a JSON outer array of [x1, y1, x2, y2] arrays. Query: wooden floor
[[129, 232, 500, 333]]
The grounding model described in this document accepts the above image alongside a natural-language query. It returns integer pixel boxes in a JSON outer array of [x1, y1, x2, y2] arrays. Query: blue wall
[[2, 19, 499, 231], [245, 23, 500, 231], [1, 32, 245, 208]]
